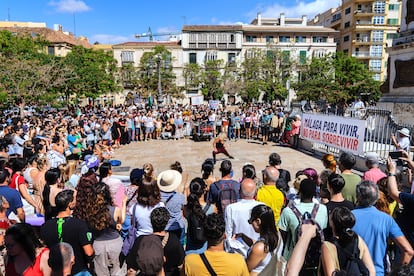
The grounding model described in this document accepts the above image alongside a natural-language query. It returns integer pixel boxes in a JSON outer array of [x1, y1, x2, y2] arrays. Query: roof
[[182, 25, 243, 32], [241, 25, 338, 34], [0, 27, 91, 48], [113, 41, 181, 48]]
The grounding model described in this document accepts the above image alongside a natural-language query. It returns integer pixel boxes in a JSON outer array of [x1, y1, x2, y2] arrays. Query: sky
[[1, 0, 342, 44]]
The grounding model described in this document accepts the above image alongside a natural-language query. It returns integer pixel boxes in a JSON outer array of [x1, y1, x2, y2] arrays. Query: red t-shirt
[[9, 174, 26, 190]]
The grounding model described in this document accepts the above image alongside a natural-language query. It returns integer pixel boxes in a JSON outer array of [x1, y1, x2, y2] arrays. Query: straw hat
[[157, 170, 182, 192]]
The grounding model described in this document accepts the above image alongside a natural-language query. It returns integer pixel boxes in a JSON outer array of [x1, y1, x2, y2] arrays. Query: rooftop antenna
[[7, 7, 10, 21]]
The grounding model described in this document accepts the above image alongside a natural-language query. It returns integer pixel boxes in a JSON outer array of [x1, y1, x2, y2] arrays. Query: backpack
[[334, 236, 369, 276], [289, 202, 324, 270], [214, 180, 238, 213], [188, 212, 206, 244], [121, 204, 138, 257]]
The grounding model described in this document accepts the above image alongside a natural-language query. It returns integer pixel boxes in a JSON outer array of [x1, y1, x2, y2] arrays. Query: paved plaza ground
[[112, 138, 325, 181]]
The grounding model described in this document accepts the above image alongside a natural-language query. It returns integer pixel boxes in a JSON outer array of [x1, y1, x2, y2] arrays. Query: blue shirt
[[0, 185, 23, 216], [161, 191, 185, 230], [353, 206, 403, 276]]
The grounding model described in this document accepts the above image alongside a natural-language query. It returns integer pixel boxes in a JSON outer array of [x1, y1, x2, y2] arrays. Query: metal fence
[[295, 105, 414, 161]]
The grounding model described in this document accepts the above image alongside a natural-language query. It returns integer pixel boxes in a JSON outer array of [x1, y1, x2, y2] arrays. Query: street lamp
[[155, 54, 163, 107]]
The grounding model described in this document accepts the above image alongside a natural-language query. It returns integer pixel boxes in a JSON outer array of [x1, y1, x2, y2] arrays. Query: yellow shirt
[[182, 250, 249, 276], [256, 185, 285, 225]]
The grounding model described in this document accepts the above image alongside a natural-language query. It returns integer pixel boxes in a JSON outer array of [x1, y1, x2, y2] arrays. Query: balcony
[[354, 9, 373, 15]]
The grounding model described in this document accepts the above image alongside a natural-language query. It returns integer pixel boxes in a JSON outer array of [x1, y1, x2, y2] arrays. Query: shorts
[[145, 126, 154, 133], [245, 122, 251, 128]]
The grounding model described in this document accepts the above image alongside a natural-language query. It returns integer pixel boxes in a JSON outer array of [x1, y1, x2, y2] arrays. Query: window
[[373, 74, 380, 81], [266, 50, 274, 60], [230, 34, 235, 43], [189, 53, 197, 64], [332, 13, 341, 22], [313, 36, 327, 43], [386, 33, 398, 39], [370, 60, 382, 71], [279, 36, 291, 43], [299, 51, 307, 64], [370, 45, 383, 57], [296, 36, 306, 43], [266, 36, 274, 43], [344, 21, 350, 28], [374, 2, 386, 13], [344, 36, 350, 42], [345, 7, 351, 14], [373, 16, 385, 24], [228, 53, 236, 64], [387, 18, 399, 25], [48, 46, 55, 55], [205, 51, 217, 61], [246, 35, 257, 42], [121, 51, 134, 63], [372, 30, 384, 42], [389, 4, 399, 10], [282, 50, 290, 64]]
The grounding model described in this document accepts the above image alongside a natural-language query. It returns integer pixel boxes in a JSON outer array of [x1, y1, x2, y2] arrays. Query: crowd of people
[[0, 103, 413, 275]]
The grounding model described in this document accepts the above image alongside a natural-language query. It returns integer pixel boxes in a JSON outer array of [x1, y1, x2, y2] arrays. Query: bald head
[[240, 178, 257, 199], [263, 166, 279, 184]]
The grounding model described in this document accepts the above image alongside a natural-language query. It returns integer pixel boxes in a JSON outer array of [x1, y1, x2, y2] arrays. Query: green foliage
[[0, 30, 120, 108], [200, 59, 224, 100], [240, 48, 289, 103], [137, 45, 178, 99], [64, 46, 120, 100], [293, 52, 381, 103], [183, 63, 202, 90]]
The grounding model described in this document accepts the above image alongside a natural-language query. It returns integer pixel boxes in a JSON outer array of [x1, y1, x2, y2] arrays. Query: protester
[[353, 180, 414, 275], [321, 206, 375, 275], [182, 213, 249, 276]]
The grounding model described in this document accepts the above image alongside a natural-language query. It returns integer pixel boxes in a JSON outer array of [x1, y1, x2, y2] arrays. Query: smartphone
[[389, 151, 403, 159]]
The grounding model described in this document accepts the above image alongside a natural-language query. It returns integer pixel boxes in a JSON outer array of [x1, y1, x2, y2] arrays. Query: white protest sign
[[300, 113, 365, 155]]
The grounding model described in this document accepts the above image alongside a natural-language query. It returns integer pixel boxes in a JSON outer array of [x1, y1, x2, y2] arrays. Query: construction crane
[[135, 27, 181, 42]]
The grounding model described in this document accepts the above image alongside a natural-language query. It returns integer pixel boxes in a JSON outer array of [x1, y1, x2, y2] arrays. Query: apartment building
[[112, 15, 338, 104], [310, 0, 402, 81]]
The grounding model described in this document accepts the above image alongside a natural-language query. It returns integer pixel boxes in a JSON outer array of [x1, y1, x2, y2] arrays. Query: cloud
[[217, 20, 248, 25], [49, 0, 91, 13], [248, 0, 339, 20], [90, 34, 134, 44]]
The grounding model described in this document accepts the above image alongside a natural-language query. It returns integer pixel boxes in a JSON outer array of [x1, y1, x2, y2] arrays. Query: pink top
[[363, 167, 386, 184]]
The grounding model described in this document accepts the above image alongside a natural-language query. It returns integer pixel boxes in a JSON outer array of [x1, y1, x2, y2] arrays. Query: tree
[[200, 59, 224, 100], [293, 52, 381, 103], [240, 49, 265, 102], [333, 52, 381, 102], [293, 54, 336, 102], [183, 63, 202, 92], [0, 31, 75, 114], [137, 45, 179, 101], [261, 49, 289, 102], [63, 46, 120, 102]]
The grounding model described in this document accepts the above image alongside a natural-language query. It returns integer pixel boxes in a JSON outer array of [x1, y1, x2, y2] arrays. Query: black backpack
[[188, 212, 206, 244], [289, 202, 324, 271], [334, 236, 369, 276]]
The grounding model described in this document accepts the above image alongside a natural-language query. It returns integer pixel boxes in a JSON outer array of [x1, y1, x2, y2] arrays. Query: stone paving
[[111, 138, 325, 181]]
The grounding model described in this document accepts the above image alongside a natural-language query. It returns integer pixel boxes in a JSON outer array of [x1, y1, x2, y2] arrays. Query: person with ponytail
[[321, 206, 375, 275], [42, 168, 63, 220], [246, 204, 281, 275], [184, 177, 215, 254], [201, 159, 217, 191]]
